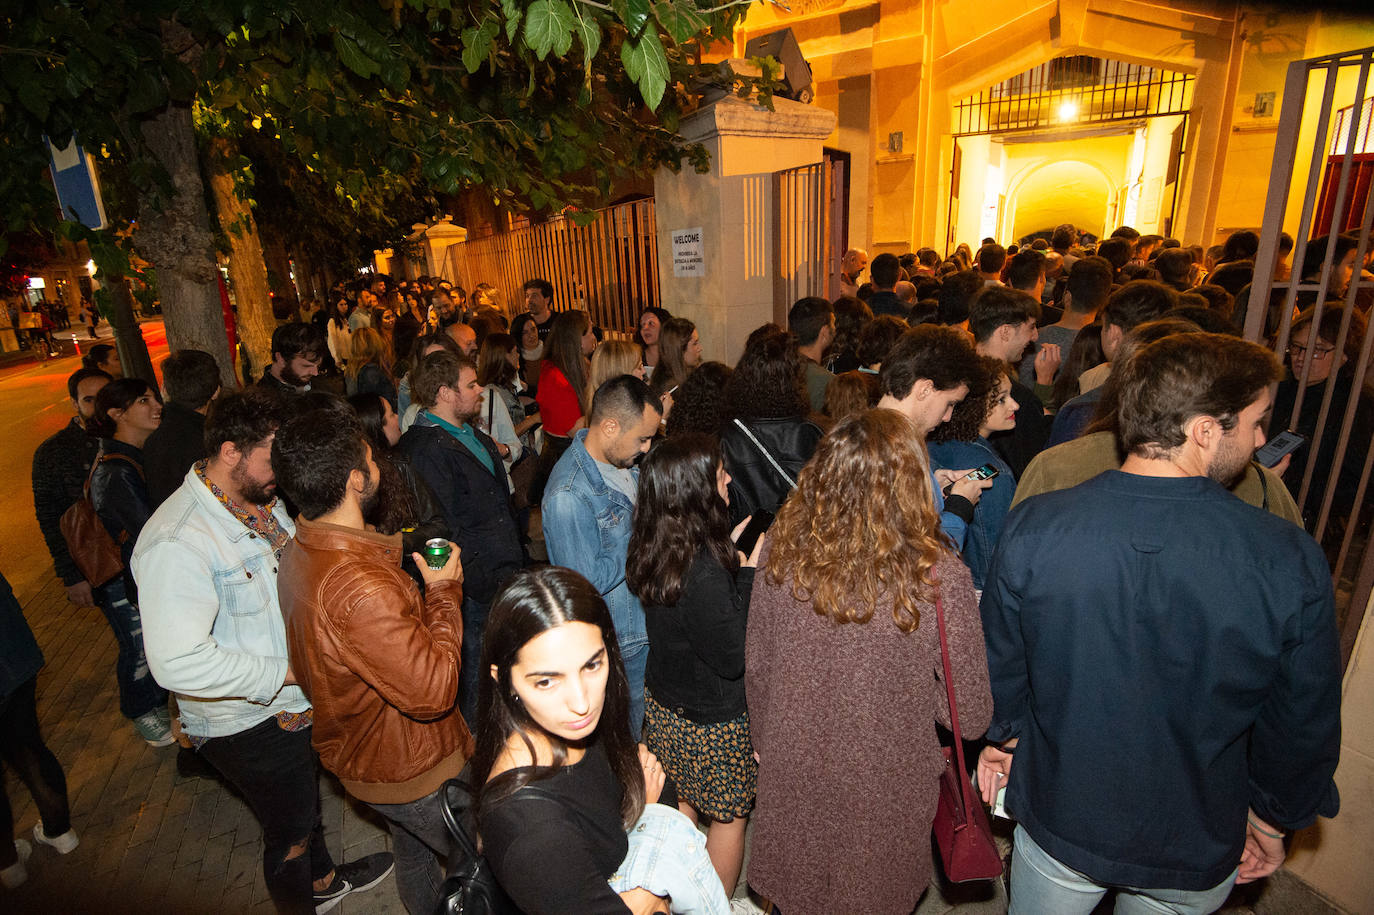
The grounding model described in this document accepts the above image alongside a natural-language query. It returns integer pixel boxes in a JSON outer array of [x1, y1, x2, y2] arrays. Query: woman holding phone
[[928, 356, 1018, 590], [627, 435, 762, 896]]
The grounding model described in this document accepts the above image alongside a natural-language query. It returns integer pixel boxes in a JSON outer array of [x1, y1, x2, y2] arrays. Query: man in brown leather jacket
[[272, 409, 469, 915]]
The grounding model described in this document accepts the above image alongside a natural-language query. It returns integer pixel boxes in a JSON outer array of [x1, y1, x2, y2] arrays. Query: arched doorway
[[1005, 159, 1113, 243]]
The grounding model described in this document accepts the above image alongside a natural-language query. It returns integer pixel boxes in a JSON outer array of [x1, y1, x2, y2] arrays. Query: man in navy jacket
[[977, 333, 1340, 912]]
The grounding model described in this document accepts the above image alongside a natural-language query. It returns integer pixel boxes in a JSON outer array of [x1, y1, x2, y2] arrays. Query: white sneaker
[[1, 839, 32, 890], [33, 822, 79, 855]]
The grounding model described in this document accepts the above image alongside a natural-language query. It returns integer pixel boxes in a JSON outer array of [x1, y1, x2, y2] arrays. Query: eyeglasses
[[1288, 341, 1336, 358]]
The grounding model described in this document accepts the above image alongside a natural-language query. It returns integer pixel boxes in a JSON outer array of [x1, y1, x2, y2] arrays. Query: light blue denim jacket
[[609, 804, 730, 914], [541, 430, 646, 651], [131, 466, 309, 738]]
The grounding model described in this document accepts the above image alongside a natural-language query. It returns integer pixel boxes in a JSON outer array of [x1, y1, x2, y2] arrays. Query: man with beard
[[32, 366, 111, 608], [258, 322, 325, 396], [976, 334, 1341, 914], [398, 351, 524, 726], [133, 390, 394, 913], [541, 374, 663, 737], [273, 409, 467, 915]]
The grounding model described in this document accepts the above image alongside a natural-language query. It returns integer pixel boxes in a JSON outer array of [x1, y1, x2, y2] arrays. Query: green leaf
[[620, 0, 651, 35], [501, 0, 523, 42], [462, 18, 500, 74], [572, 15, 600, 68], [524, 0, 576, 61], [17, 80, 50, 122], [620, 28, 669, 109], [652, 0, 708, 45], [334, 34, 381, 79]]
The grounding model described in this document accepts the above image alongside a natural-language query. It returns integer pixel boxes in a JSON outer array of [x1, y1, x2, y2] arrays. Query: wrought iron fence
[[773, 160, 835, 319], [445, 199, 659, 335], [1247, 44, 1374, 667]]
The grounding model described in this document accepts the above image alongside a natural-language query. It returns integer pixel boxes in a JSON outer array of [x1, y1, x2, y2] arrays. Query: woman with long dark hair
[[746, 409, 992, 915], [532, 310, 595, 503], [718, 325, 823, 524], [627, 435, 762, 895], [635, 306, 673, 380], [511, 312, 544, 395], [647, 318, 701, 404], [473, 567, 689, 915], [327, 297, 353, 367], [477, 333, 541, 468], [89, 378, 172, 747], [347, 392, 448, 584]]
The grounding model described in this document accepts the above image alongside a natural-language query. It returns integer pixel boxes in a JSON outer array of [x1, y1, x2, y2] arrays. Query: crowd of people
[[7, 221, 1367, 915]]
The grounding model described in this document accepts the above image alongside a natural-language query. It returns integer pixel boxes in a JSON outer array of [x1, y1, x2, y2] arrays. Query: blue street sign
[[46, 138, 108, 230]]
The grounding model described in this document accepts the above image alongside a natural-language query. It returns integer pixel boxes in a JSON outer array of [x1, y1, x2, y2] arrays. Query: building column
[[653, 95, 836, 365]]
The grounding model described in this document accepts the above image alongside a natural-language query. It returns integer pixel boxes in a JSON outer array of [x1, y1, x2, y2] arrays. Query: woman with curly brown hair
[[928, 356, 1018, 590], [745, 408, 992, 915]]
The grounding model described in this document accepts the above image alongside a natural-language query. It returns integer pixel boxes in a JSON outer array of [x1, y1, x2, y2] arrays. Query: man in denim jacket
[[133, 390, 391, 913], [542, 376, 662, 737]]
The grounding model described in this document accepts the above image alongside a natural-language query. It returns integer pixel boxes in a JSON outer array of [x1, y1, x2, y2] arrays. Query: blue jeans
[[96, 577, 168, 720], [197, 718, 334, 913], [1010, 825, 1239, 915], [366, 787, 453, 915], [622, 641, 648, 742], [458, 596, 489, 728]]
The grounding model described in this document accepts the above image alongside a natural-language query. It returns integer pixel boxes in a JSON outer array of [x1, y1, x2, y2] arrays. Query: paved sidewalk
[[4, 576, 404, 915]]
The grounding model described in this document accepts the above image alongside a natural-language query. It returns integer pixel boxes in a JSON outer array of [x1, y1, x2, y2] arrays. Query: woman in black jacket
[[347, 392, 449, 585], [90, 378, 172, 747], [718, 324, 824, 525], [626, 434, 762, 895]]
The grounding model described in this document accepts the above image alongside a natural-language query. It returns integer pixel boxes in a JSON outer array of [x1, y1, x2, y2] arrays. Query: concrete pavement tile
[[220, 881, 255, 912], [173, 824, 206, 871], [227, 838, 262, 888], [198, 832, 235, 884], [127, 801, 167, 849]]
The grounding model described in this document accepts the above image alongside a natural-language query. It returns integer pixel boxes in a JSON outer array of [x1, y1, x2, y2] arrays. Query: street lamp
[[1058, 100, 1079, 122]]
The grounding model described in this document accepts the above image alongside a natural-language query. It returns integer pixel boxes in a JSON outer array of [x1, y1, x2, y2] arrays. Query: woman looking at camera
[[927, 356, 1018, 590], [90, 378, 173, 748], [472, 567, 681, 915], [745, 409, 991, 915], [627, 435, 762, 896]]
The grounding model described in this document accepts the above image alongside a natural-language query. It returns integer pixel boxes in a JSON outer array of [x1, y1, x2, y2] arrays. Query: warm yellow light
[[1058, 101, 1079, 121]]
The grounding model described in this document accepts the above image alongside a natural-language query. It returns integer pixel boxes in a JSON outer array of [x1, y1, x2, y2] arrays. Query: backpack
[[433, 777, 521, 915], [60, 453, 140, 588]]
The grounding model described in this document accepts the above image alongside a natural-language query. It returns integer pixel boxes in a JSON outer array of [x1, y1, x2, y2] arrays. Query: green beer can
[[423, 538, 452, 570]]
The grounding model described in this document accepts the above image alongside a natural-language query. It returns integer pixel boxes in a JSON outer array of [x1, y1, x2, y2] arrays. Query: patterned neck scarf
[[194, 460, 291, 559]]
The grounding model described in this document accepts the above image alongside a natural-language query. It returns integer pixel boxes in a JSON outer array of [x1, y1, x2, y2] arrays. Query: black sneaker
[[313, 852, 395, 914]]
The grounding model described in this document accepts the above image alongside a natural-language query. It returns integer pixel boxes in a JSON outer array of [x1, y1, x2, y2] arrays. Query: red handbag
[[931, 580, 1004, 882]]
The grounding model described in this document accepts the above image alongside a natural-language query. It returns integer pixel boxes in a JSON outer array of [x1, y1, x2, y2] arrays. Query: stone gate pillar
[[653, 95, 836, 365]]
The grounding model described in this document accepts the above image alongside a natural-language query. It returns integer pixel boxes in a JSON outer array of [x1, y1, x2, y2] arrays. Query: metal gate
[[1247, 45, 1374, 666], [772, 155, 845, 322]]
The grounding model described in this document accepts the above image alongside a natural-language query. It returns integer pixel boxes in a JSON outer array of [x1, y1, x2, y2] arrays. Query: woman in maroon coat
[[745, 408, 993, 915]]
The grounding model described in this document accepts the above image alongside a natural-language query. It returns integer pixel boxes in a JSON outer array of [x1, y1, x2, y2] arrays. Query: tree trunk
[[131, 97, 236, 388], [206, 138, 275, 380], [107, 275, 156, 384], [260, 226, 300, 318]]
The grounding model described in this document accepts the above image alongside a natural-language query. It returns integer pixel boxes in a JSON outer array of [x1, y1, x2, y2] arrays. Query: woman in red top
[[531, 309, 596, 503]]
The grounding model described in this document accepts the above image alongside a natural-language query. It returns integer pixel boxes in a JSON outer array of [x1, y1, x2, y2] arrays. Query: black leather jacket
[[31, 417, 101, 585], [720, 416, 824, 525], [90, 438, 152, 599]]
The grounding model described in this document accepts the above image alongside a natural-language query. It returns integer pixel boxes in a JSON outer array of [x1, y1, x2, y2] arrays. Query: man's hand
[[638, 744, 666, 804], [1034, 343, 1063, 386], [617, 887, 670, 914], [976, 743, 1014, 806], [1237, 812, 1286, 884], [413, 543, 463, 586], [65, 580, 95, 608], [495, 442, 511, 459], [948, 469, 995, 506]]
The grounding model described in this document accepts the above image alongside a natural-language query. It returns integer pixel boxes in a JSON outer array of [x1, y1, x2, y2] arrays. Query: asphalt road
[[1, 321, 169, 606]]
